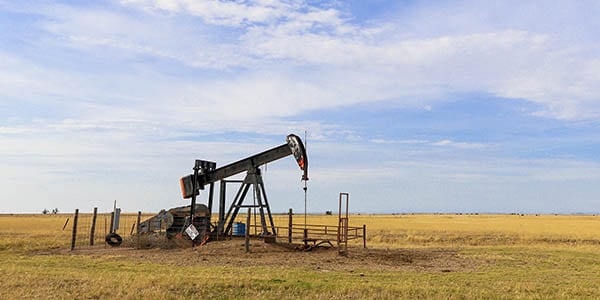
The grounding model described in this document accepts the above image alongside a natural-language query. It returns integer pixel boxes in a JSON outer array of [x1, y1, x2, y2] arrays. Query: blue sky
[[1, 0, 600, 214]]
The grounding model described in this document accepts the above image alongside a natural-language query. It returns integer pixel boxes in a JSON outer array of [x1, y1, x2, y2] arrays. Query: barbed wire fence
[[69, 208, 141, 250]]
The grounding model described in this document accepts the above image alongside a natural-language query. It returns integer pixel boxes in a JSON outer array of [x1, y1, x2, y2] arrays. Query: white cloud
[[3, 0, 600, 213], [119, 2, 600, 119], [432, 140, 487, 149], [9, 1, 598, 121], [120, 0, 295, 26], [369, 139, 428, 145], [0, 126, 32, 135], [369, 138, 487, 149]]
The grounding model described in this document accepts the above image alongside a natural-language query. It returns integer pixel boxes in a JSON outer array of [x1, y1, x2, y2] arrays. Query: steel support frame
[[221, 167, 276, 236]]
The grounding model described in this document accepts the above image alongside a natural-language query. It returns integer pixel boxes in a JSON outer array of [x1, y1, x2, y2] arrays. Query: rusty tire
[[105, 233, 123, 247]]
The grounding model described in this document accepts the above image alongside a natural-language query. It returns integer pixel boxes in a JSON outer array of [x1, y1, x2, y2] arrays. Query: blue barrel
[[233, 222, 246, 236]]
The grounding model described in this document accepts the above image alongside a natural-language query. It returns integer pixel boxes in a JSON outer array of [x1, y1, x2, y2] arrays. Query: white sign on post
[[185, 224, 200, 240]]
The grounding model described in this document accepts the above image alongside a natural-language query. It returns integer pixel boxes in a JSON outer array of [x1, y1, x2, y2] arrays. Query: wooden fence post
[[303, 228, 308, 246], [90, 207, 98, 246], [136, 211, 142, 249], [62, 218, 70, 231], [288, 208, 293, 243], [70, 209, 79, 251], [136, 211, 142, 234], [245, 208, 251, 253], [363, 224, 367, 249], [104, 217, 107, 248]]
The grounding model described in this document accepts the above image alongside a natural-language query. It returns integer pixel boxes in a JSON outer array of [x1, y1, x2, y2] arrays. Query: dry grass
[[351, 213, 600, 247], [1, 213, 600, 299], [263, 213, 600, 247]]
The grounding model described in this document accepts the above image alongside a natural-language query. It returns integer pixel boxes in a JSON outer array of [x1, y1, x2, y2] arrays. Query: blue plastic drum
[[233, 222, 246, 236]]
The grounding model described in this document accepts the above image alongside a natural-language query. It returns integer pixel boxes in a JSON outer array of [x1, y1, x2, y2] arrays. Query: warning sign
[[185, 224, 200, 240]]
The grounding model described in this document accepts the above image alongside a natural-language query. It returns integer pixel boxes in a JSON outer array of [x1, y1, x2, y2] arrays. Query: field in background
[[1, 213, 600, 298]]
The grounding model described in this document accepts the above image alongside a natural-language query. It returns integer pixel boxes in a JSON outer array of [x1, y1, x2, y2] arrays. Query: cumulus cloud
[[3, 0, 599, 157], [109, 2, 600, 119], [6, 0, 598, 121]]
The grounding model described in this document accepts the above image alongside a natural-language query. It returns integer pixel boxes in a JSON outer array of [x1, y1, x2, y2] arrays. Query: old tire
[[105, 233, 123, 247]]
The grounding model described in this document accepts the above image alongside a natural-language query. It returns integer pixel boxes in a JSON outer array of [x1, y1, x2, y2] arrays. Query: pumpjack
[[172, 133, 308, 239]]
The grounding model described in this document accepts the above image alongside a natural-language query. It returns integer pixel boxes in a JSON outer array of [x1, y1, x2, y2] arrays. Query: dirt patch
[[32, 238, 478, 273]]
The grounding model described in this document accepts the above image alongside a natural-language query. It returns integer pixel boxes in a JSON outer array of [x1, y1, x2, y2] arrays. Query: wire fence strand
[[70, 210, 140, 249]]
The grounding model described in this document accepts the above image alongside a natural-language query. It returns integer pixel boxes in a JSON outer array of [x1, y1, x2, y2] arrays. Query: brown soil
[[35, 238, 478, 273]]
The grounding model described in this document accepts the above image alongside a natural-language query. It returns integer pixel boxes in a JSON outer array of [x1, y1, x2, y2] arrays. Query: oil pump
[[179, 133, 308, 237]]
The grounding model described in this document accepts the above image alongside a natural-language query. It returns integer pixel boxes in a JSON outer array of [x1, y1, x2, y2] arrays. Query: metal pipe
[[190, 160, 200, 247]]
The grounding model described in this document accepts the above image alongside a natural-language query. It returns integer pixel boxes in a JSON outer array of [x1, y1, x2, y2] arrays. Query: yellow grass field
[[1, 213, 600, 299]]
